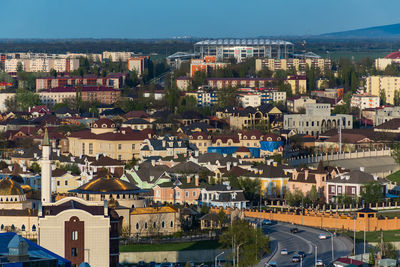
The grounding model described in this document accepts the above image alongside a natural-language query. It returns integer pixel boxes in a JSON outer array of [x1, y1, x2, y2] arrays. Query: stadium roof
[[194, 39, 293, 46]]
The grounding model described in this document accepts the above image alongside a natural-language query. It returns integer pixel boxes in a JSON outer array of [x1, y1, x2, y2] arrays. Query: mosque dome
[[0, 178, 24, 196]]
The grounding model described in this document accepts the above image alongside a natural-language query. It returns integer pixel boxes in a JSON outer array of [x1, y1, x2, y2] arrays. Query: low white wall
[[120, 249, 232, 264]]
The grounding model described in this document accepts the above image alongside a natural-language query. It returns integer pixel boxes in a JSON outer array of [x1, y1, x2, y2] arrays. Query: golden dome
[[0, 177, 24, 196], [71, 175, 139, 194]]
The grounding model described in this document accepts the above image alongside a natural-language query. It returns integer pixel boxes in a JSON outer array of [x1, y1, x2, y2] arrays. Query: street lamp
[[215, 251, 224, 267], [310, 242, 318, 266]]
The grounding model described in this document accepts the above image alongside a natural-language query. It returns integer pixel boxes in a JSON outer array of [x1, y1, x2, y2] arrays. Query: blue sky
[[1, 0, 399, 38]]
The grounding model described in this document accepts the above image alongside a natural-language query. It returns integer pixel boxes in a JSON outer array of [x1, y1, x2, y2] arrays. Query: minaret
[[41, 128, 52, 204]]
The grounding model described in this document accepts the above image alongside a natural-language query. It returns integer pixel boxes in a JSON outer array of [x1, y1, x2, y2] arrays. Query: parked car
[[298, 251, 306, 258], [318, 233, 328, 239], [315, 259, 324, 266], [290, 227, 299, 233], [280, 248, 288, 255], [262, 219, 273, 225], [292, 254, 301, 263], [266, 262, 277, 267]]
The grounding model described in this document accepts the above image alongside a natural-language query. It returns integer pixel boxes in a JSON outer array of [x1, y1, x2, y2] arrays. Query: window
[[351, 188, 356, 194], [176, 192, 180, 198], [185, 192, 189, 197], [57, 181, 60, 186], [118, 155, 122, 161], [153, 222, 156, 228], [170, 221, 174, 228], [118, 144, 122, 150], [330, 186, 335, 194], [156, 190, 160, 197], [32, 225, 36, 232], [136, 223, 139, 230], [82, 143, 85, 154], [72, 231, 78, 240], [132, 144, 135, 150], [193, 191, 196, 197], [21, 225, 25, 231], [338, 187, 342, 194], [71, 248, 77, 257], [65, 181, 68, 186], [161, 221, 165, 228], [145, 222, 148, 229], [89, 143, 93, 154]]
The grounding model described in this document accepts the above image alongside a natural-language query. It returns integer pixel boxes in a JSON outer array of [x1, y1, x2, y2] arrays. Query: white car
[[315, 259, 324, 266], [318, 233, 328, 239], [280, 248, 288, 255]]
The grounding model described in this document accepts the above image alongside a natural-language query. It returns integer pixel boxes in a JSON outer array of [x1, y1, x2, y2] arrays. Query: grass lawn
[[341, 229, 400, 243], [386, 170, 400, 184], [120, 240, 223, 252]]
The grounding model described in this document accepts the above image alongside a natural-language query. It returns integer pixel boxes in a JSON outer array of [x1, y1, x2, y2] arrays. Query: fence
[[288, 148, 392, 167], [210, 206, 400, 232]]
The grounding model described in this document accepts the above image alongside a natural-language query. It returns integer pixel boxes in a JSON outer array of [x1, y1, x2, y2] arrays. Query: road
[[255, 222, 353, 267]]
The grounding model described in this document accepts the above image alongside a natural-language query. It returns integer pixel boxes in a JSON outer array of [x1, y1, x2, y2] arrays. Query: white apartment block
[[350, 93, 380, 110], [4, 58, 79, 72], [38, 91, 75, 105], [366, 76, 400, 105], [284, 103, 353, 136], [103, 51, 134, 62]]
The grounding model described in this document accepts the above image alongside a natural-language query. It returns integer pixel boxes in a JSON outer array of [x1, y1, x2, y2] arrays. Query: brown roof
[[52, 168, 68, 177], [324, 133, 372, 144], [90, 155, 124, 166], [375, 118, 400, 130], [91, 118, 116, 128]]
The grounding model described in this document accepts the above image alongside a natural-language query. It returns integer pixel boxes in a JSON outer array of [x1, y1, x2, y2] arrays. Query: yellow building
[[244, 164, 291, 198], [67, 118, 152, 161], [255, 58, 331, 74], [228, 105, 282, 130], [286, 75, 307, 95], [366, 75, 400, 105], [52, 169, 81, 194]]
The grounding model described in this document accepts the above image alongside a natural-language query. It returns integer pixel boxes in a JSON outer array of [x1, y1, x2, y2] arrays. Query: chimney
[[227, 162, 231, 171], [96, 153, 100, 161], [195, 176, 199, 186], [233, 162, 238, 167], [151, 159, 155, 166], [57, 149, 60, 157], [162, 140, 166, 147], [22, 166, 26, 172], [187, 176, 191, 184], [360, 166, 365, 172], [304, 169, 309, 180]]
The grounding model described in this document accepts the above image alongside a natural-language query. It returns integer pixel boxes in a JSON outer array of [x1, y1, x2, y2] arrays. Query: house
[[199, 182, 247, 209], [153, 177, 202, 205], [229, 104, 283, 130], [129, 205, 181, 237], [124, 161, 171, 189], [140, 136, 188, 160], [287, 96, 316, 113], [122, 118, 153, 130], [325, 168, 388, 203], [200, 212, 223, 230]]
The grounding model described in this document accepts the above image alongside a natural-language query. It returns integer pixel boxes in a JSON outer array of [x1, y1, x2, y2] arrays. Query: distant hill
[[321, 23, 400, 39]]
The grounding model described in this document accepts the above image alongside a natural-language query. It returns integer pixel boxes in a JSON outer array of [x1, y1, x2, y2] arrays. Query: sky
[[1, 0, 400, 39]]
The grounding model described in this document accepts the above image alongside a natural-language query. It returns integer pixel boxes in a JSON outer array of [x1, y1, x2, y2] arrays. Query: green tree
[[125, 155, 137, 170], [360, 181, 383, 204], [16, 62, 23, 73], [218, 209, 229, 227], [192, 71, 207, 89], [392, 144, 400, 165], [332, 104, 349, 114], [380, 90, 386, 106], [309, 185, 318, 204], [217, 86, 237, 107], [50, 69, 57, 77], [30, 162, 41, 174], [394, 90, 400, 106], [165, 87, 181, 111], [5, 89, 41, 112], [220, 219, 269, 267]]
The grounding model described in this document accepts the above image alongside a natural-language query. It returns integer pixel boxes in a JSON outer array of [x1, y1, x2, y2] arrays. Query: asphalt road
[[255, 222, 353, 267]]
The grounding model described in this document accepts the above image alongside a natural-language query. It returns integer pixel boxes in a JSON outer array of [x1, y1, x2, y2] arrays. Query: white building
[[284, 103, 353, 136], [350, 93, 379, 110], [287, 96, 316, 113], [237, 93, 261, 108], [103, 51, 134, 62], [38, 90, 75, 105], [4, 58, 79, 73], [375, 106, 400, 126]]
